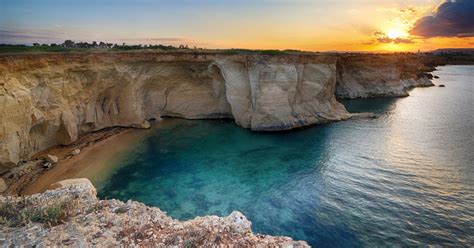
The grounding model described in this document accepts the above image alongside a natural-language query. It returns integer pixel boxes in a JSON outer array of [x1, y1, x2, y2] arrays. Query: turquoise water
[[98, 66, 474, 247]]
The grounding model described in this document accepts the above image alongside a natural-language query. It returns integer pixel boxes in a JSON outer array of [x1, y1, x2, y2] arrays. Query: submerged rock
[[439, 84, 446, 87], [350, 112, 377, 120], [0, 178, 309, 247]]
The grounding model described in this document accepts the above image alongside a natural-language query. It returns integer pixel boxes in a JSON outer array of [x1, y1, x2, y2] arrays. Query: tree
[[63, 40, 75, 48]]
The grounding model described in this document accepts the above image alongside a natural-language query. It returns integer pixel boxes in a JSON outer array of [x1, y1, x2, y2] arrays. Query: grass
[[0, 44, 89, 54], [221, 48, 305, 55], [0, 198, 76, 227], [0, 44, 182, 54], [0, 44, 311, 56]]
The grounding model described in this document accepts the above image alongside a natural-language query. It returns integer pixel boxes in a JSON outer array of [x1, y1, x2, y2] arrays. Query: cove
[[97, 66, 474, 247]]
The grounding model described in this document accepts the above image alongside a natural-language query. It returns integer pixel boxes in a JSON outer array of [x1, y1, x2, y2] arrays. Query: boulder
[[46, 178, 96, 193], [46, 154, 58, 163], [227, 211, 252, 234]]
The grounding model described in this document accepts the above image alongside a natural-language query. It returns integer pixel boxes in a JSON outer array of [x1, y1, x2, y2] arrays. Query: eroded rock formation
[[0, 52, 433, 168], [0, 53, 350, 167], [0, 178, 309, 247], [336, 54, 434, 98]]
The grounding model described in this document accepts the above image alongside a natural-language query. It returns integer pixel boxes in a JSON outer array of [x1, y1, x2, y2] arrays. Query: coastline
[[0, 52, 436, 168], [3, 127, 149, 196], [1, 64, 472, 247]]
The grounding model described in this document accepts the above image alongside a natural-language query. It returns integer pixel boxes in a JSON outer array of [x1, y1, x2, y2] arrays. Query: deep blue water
[[98, 66, 474, 247]]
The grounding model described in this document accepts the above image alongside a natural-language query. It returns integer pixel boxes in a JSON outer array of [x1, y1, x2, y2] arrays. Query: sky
[[0, 0, 473, 52]]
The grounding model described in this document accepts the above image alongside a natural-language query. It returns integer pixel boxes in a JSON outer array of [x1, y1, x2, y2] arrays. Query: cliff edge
[[0, 178, 309, 247], [335, 54, 434, 98]]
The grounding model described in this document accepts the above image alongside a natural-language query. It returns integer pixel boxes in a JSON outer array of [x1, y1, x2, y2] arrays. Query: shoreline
[[1, 111, 396, 196], [3, 126, 149, 196]]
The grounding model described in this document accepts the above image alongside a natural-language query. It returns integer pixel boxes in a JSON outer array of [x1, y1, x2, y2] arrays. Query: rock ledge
[[0, 178, 309, 247]]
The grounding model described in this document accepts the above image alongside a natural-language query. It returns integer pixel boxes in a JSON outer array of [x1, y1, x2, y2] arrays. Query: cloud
[[372, 31, 415, 44], [0, 30, 65, 42], [410, 0, 474, 38]]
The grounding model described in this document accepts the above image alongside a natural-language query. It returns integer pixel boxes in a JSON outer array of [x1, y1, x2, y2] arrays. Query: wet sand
[[22, 128, 150, 195]]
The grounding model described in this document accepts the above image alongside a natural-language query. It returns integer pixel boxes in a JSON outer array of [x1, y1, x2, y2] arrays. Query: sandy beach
[[20, 128, 150, 195]]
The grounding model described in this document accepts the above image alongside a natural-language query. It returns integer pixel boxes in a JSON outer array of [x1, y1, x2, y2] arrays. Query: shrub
[[0, 198, 75, 227]]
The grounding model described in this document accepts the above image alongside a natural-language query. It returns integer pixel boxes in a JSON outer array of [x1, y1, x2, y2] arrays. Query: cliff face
[[217, 59, 349, 130], [335, 54, 434, 99], [0, 53, 434, 167], [0, 53, 349, 167], [1, 178, 309, 247]]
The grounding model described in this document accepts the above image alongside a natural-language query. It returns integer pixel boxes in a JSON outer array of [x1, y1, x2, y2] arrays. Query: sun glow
[[386, 28, 407, 39]]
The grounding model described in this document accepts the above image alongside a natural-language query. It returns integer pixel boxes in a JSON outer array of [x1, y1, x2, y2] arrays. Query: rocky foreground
[[0, 178, 309, 247]]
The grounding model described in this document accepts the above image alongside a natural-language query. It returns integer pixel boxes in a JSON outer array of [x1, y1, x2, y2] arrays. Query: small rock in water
[[434, 75, 440, 79], [439, 84, 445, 87], [46, 154, 59, 163], [351, 112, 377, 120], [72, 148, 81, 155]]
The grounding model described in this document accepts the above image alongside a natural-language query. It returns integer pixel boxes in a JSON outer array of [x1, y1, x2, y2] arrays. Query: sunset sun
[[386, 28, 407, 39]]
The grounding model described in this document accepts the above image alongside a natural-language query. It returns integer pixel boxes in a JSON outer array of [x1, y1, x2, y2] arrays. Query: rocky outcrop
[[335, 54, 434, 99], [0, 178, 309, 247], [0, 53, 349, 166], [216, 59, 349, 130]]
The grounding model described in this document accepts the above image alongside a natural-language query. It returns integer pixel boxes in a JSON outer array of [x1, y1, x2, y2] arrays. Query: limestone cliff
[[0, 178, 309, 247], [0, 53, 434, 168], [0, 53, 350, 167], [335, 54, 434, 99]]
